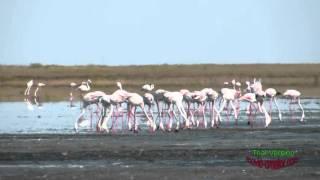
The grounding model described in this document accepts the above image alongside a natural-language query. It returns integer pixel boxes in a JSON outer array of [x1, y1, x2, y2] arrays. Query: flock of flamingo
[[23, 78, 305, 133]]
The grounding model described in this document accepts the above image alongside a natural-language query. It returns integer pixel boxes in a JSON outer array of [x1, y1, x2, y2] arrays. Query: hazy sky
[[0, 0, 319, 65]]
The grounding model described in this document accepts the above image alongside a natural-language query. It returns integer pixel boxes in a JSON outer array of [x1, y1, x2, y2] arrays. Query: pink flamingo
[[141, 83, 156, 119], [192, 90, 208, 128], [180, 89, 196, 126], [143, 92, 155, 119], [74, 91, 107, 132], [283, 89, 305, 122], [201, 88, 220, 128], [265, 88, 282, 121], [126, 92, 157, 133], [97, 94, 114, 132], [239, 92, 272, 127], [153, 89, 167, 125]]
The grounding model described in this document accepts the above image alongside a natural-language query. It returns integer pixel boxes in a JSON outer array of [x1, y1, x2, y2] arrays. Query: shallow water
[[0, 98, 319, 134]]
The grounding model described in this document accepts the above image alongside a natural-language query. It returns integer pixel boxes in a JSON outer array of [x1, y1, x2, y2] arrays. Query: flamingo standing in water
[[141, 83, 155, 119], [69, 82, 77, 107], [265, 88, 282, 121], [162, 91, 189, 131], [191, 90, 208, 128], [201, 88, 220, 128], [34, 82, 45, 108], [78, 79, 92, 107], [153, 89, 167, 125], [283, 89, 305, 122], [218, 87, 238, 124], [74, 91, 106, 132], [78, 79, 92, 94], [97, 94, 114, 132], [239, 92, 272, 127], [34, 82, 46, 98], [24, 80, 34, 96], [143, 92, 155, 119], [180, 89, 196, 126], [126, 92, 157, 133]]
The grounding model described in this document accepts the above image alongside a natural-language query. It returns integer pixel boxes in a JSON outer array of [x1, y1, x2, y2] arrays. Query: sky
[[0, 0, 319, 65]]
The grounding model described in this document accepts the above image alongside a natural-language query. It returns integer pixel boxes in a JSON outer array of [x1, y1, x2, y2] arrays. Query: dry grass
[[0, 64, 319, 101]]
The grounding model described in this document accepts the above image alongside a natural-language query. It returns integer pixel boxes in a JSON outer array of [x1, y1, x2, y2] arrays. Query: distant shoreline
[[0, 64, 319, 101]]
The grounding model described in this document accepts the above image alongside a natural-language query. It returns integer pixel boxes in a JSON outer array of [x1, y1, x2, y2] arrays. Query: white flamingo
[[239, 92, 272, 127], [192, 90, 208, 128], [180, 89, 196, 126], [24, 80, 34, 96], [97, 94, 114, 132], [78, 79, 92, 108], [201, 88, 220, 127], [153, 89, 167, 124], [283, 89, 305, 122], [143, 92, 155, 119], [34, 82, 46, 98], [162, 91, 189, 131], [70, 82, 77, 107], [218, 88, 238, 123], [78, 79, 92, 93], [265, 88, 282, 121], [142, 84, 154, 92]]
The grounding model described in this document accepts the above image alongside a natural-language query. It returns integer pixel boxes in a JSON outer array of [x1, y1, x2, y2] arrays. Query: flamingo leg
[[229, 100, 237, 124], [133, 106, 138, 132], [273, 97, 282, 121], [167, 104, 173, 131], [297, 97, 305, 122], [261, 104, 271, 127], [101, 105, 114, 133]]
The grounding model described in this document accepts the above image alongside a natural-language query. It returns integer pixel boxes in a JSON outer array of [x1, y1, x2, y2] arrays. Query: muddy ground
[[0, 127, 320, 179]]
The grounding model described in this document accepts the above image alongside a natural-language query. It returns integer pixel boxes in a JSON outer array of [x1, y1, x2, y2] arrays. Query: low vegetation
[[0, 63, 319, 101]]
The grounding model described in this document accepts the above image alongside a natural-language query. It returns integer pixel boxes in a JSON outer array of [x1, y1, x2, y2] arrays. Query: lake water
[[0, 98, 319, 134]]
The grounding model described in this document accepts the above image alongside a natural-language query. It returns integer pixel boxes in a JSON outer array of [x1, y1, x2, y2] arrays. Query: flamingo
[[34, 82, 46, 98], [153, 89, 168, 125], [126, 92, 156, 132], [69, 82, 77, 107], [239, 92, 271, 127], [201, 88, 220, 128], [265, 88, 282, 121], [78, 79, 92, 93], [180, 89, 196, 126], [97, 94, 114, 132], [74, 91, 106, 132], [218, 87, 238, 124], [283, 89, 305, 122], [162, 91, 189, 131], [143, 92, 155, 119], [142, 84, 154, 92], [24, 80, 34, 96], [108, 82, 130, 130], [78, 79, 92, 108], [245, 81, 252, 93], [191, 90, 208, 128]]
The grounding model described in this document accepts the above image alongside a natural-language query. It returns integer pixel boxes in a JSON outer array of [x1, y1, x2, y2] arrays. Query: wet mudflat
[[0, 127, 320, 180]]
